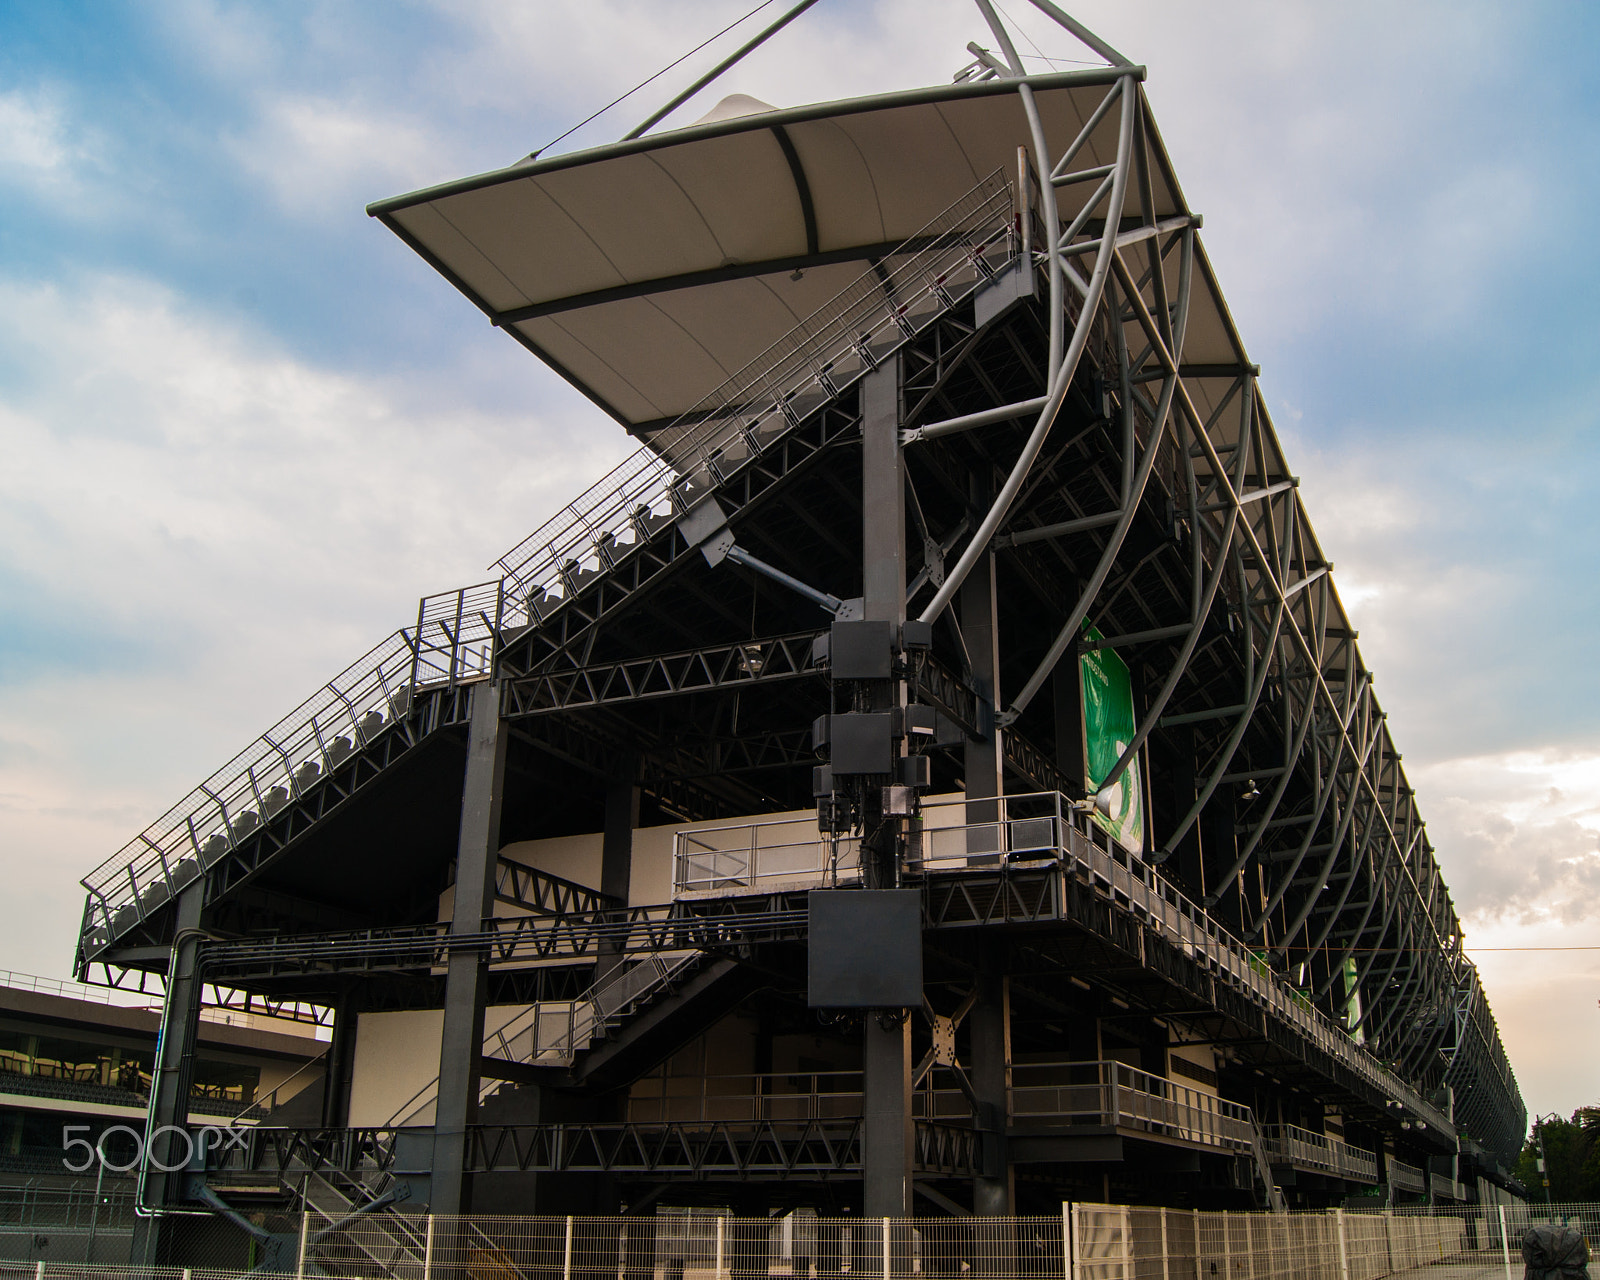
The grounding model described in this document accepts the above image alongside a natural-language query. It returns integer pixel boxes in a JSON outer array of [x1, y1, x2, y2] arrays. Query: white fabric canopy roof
[[370, 68, 1259, 434]]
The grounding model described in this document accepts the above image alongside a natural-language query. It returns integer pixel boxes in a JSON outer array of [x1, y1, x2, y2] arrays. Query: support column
[[432, 680, 508, 1217], [970, 943, 1013, 1215], [858, 357, 907, 893], [862, 359, 906, 624], [860, 358, 914, 1227], [863, 1013, 913, 1218], [130, 879, 206, 1267], [961, 474, 1004, 854], [320, 990, 360, 1128], [597, 764, 639, 985]]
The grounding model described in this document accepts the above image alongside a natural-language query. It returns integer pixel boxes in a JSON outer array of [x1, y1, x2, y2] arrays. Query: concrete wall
[[347, 1005, 534, 1128]]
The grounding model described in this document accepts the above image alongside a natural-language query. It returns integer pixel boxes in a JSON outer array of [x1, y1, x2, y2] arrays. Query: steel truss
[[886, 10, 1521, 1164], [212, 1119, 980, 1181], [72, 0, 1524, 1209]]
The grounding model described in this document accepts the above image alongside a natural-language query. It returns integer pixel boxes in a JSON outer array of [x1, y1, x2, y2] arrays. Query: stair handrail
[[78, 582, 505, 948], [384, 949, 703, 1127]]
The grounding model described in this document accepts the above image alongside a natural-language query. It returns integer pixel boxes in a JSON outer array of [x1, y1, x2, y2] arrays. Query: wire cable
[[527, 0, 778, 160]]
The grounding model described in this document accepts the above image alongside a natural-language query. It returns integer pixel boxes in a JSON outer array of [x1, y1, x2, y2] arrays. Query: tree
[[1515, 1108, 1600, 1201]]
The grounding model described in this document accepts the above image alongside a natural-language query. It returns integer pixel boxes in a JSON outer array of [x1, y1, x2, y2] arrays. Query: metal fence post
[[1499, 1206, 1512, 1280], [1063, 1203, 1074, 1280], [882, 1217, 891, 1280], [34, 1262, 43, 1280], [564, 1215, 576, 1280], [424, 1213, 435, 1280], [297, 1208, 310, 1280], [715, 1214, 725, 1280], [1334, 1208, 1350, 1280]]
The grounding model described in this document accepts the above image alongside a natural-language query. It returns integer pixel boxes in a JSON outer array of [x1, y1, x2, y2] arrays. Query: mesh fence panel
[[0, 1202, 1588, 1280]]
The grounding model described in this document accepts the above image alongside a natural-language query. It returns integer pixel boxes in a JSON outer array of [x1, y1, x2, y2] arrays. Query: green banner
[[1342, 957, 1365, 1043], [1080, 626, 1145, 855]]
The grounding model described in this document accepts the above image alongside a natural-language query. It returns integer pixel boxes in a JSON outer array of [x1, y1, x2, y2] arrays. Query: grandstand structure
[[72, 1, 1525, 1265]]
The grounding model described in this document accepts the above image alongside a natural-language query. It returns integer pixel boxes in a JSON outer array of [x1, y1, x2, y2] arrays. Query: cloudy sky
[[2, 1, 1596, 1127]]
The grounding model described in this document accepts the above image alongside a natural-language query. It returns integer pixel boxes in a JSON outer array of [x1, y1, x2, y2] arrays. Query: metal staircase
[[77, 171, 1020, 965], [300, 1170, 427, 1279], [385, 950, 707, 1126], [1247, 1117, 1289, 1213]]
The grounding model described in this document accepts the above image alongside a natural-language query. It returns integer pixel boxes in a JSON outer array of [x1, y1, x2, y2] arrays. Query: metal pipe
[[723, 544, 844, 614], [1002, 226, 1193, 721], [623, 0, 823, 140], [920, 72, 1136, 628], [1082, 623, 1192, 650], [1152, 601, 1286, 863], [904, 395, 1048, 444], [996, 510, 1120, 547]]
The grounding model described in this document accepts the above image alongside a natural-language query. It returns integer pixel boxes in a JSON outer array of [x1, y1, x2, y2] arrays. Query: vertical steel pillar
[[961, 473, 1004, 846], [130, 879, 205, 1267], [432, 680, 507, 1216], [859, 353, 909, 893], [859, 357, 914, 1222], [970, 941, 1013, 1215], [862, 359, 906, 625], [598, 763, 639, 985], [320, 990, 359, 1128], [863, 1014, 914, 1218]]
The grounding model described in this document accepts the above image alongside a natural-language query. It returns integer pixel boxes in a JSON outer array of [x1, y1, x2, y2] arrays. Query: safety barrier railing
[[671, 792, 1066, 895], [673, 816, 861, 895], [490, 171, 1018, 617], [1388, 1157, 1428, 1195], [19, 1202, 1553, 1280], [1076, 1201, 1526, 1280], [626, 1070, 871, 1125], [78, 583, 504, 955], [1260, 1123, 1380, 1184], [670, 790, 1453, 1136], [385, 950, 702, 1126], [1010, 1060, 1256, 1153], [623, 1059, 1256, 1154]]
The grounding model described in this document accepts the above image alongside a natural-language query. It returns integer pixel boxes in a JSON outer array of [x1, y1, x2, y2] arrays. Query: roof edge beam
[[492, 238, 932, 326]]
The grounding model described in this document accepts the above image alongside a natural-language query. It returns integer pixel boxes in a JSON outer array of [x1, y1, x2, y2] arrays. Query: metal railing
[[627, 1070, 869, 1125], [0, 1201, 1561, 1280], [78, 584, 502, 954], [490, 171, 1018, 610], [1260, 1122, 1380, 1184], [1429, 1170, 1463, 1201], [1009, 1060, 1256, 1153], [482, 950, 702, 1070], [672, 792, 1066, 894], [625, 1058, 1255, 1157], [386, 951, 702, 1126], [1388, 1157, 1427, 1194], [674, 815, 861, 895], [673, 790, 1454, 1136]]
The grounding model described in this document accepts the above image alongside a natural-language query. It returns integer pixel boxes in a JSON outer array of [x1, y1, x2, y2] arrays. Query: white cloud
[[1465, 914, 1600, 1122], [0, 86, 99, 198], [0, 272, 633, 972], [227, 93, 453, 218]]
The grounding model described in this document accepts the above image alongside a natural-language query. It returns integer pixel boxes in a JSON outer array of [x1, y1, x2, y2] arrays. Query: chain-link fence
[[0, 1202, 1589, 1280]]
